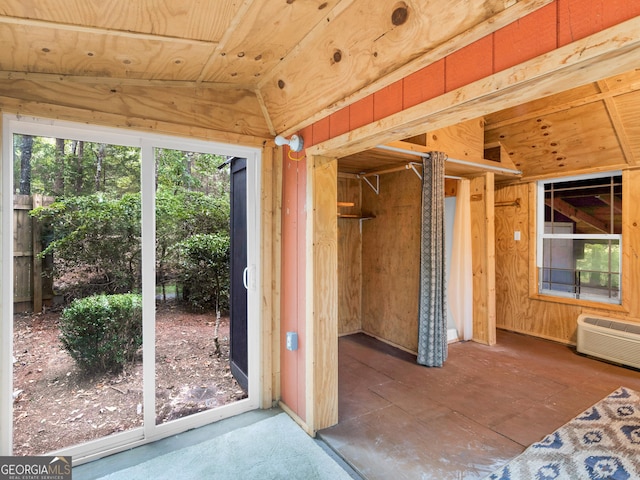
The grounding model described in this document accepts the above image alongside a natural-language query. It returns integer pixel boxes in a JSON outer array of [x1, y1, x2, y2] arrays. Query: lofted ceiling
[[0, 0, 548, 137], [338, 68, 640, 183], [0, 0, 637, 183]]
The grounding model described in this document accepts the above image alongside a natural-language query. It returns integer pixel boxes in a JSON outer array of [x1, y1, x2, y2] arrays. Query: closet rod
[[375, 144, 522, 176], [359, 162, 462, 180]]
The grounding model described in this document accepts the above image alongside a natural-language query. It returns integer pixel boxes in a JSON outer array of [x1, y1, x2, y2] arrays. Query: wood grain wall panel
[[425, 118, 485, 163], [495, 184, 534, 333], [361, 170, 422, 353], [0, 0, 240, 42], [338, 177, 363, 335], [495, 176, 640, 346], [486, 102, 626, 179], [0, 21, 213, 81]]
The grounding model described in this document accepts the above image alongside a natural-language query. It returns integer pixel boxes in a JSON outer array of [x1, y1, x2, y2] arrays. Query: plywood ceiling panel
[[0, 22, 215, 80], [486, 102, 625, 178], [611, 89, 640, 160], [200, 0, 341, 84], [260, 0, 512, 132], [0, 0, 554, 137], [0, 0, 636, 158], [0, 0, 239, 42]]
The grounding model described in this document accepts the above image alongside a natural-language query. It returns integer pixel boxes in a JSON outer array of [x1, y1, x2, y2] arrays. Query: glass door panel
[[154, 148, 247, 426], [12, 134, 143, 455]]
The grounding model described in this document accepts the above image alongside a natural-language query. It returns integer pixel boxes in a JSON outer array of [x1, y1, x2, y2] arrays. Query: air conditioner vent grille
[[577, 314, 640, 369]]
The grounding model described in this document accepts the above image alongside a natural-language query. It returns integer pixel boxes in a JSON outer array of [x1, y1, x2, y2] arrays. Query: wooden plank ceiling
[[0, 0, 545, 139]]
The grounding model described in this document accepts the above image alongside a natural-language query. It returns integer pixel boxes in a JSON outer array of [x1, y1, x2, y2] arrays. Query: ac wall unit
[[577, 314, 640, 369]]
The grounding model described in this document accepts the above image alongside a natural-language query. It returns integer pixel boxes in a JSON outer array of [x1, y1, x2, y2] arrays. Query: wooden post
[[307, 155, 338, 432], [470, 173, 496, 345], [32, 194, 43, 313]]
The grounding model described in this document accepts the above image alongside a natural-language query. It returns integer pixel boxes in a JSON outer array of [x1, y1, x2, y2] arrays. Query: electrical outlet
[[286, 332, 298, 351]]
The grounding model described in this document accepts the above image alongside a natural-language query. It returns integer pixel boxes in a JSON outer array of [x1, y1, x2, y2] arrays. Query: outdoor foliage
[[178, 233, 231, 312], [59, 294, 142, 373], [19, 136, 232, 310], [31, 193, 142, 299]]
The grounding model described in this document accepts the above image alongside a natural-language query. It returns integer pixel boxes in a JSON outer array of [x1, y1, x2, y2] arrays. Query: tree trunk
[[54, 138, 65, 196], [18, 135, 33, 194], [73, 140, 84, 194], [94, 144, 106, 191]]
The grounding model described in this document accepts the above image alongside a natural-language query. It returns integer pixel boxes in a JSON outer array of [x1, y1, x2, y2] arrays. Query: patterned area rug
[[486, 387, 640, 480]]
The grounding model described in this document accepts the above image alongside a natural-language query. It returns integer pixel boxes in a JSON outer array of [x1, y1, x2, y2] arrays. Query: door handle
[[243, 267, 249, 290]]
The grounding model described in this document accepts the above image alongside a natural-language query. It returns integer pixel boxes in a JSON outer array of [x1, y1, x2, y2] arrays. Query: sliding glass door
[[1, 115, 261, 463]]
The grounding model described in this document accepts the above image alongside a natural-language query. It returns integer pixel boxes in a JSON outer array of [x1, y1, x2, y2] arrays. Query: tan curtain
[[417, 151, 447, 367], [449, 179, 473, 340]]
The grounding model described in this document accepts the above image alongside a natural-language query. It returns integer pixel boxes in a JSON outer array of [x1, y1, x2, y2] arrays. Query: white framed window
[[536, 171, 622, 304]]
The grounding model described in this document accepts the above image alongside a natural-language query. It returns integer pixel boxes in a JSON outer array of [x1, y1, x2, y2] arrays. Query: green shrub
[[178, 233, 230, 312], [59, 294, 142, 373]]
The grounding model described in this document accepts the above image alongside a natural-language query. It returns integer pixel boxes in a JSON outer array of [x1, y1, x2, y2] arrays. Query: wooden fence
[[14, 194, 55, 313]]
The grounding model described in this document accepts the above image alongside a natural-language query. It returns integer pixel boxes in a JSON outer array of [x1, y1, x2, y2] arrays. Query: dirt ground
[[12, 301, 247, 456]]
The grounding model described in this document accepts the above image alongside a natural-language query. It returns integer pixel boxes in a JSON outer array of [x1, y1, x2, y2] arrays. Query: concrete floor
[[319, 330, 640, 480], [74, 408, 362, 479]]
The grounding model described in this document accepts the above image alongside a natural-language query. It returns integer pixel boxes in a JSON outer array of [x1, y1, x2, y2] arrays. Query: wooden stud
[[307, 155, 338, 432], [470, 173, 496, 345], [260, 146, 278, 409]]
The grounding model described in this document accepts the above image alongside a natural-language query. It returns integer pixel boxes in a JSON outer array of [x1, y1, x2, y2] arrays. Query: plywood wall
[[495, 169, 640, 344], [361, 170, 422, 352], [337, 176, 363, 335]]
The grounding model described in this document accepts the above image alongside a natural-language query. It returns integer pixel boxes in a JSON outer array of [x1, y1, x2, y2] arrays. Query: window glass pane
[[540, 238, 620, 302], [153, 148, 247, 426], [543, 175, 622, 234], [12, 134, 143, 455], [539, 173, 622, 304]]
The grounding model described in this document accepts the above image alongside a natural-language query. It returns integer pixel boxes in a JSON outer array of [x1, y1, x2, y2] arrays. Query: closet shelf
[[338, 213, 375, 220]]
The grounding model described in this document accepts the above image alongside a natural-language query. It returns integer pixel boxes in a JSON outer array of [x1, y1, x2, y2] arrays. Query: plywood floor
[[319, 330, 640, 480]]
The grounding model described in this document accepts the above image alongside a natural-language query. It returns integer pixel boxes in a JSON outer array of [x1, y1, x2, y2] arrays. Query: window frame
[[536, 171, 622, 305]]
